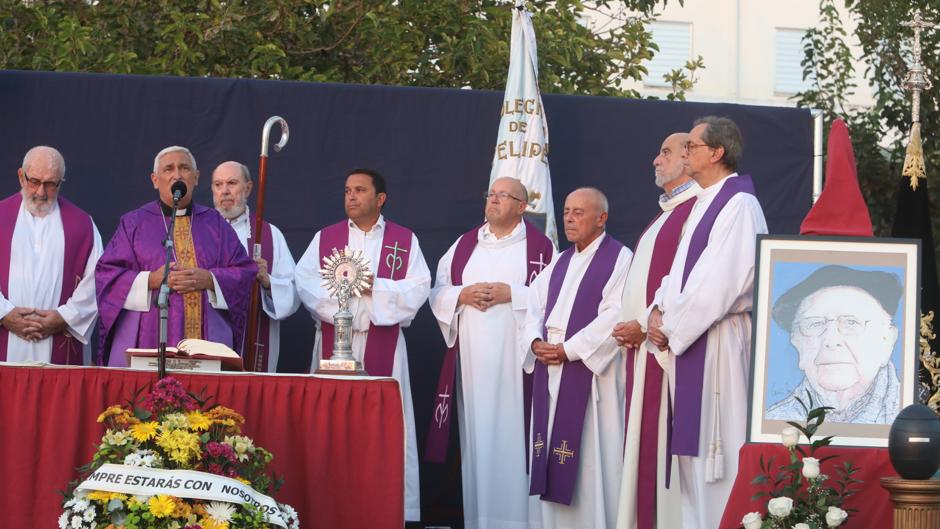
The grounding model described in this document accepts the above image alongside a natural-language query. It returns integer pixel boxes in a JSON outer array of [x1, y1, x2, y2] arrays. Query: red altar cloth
[[720, 443, 895, 529], [0, 364, 405, 529]]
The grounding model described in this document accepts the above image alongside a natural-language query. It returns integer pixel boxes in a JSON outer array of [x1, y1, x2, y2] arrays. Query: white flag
[[489, 2, 558, 246]]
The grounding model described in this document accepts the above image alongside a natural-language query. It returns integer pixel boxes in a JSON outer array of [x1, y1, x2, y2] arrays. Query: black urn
[[888, 404, 940, 479]]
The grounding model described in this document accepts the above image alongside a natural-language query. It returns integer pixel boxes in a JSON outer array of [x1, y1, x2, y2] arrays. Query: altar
[[0, 364, 405, 529]]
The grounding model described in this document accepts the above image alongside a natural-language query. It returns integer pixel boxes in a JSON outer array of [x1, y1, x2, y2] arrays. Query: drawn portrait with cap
[[765, 264, 903, 424]]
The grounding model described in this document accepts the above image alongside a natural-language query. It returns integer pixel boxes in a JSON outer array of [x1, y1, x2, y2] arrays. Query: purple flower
[[143, 377, 198, 415]]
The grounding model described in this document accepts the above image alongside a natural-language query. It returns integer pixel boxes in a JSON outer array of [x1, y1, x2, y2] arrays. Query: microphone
[[171, 181, 187, 204]]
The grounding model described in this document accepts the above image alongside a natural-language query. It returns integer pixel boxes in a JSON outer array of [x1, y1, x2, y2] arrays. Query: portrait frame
[[747, 235, 921, 447]]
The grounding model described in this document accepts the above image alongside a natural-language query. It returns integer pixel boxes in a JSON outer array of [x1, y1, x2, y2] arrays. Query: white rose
[[826, 506, 848, 527], [781, 426, 800, 447], [742, 511, 763, 529], [767, 497, 794, 518], [802, 457, 820, 479], [793, 524, 810, 529]]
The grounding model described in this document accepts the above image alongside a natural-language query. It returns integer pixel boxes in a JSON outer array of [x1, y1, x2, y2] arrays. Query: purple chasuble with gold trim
[[0, 193, 94, 364], [670, 175, 755, 458], [529, 233, 624, 505], [424, 220, 553, 463], [95, 201, 257, 366], [318, 219, 414, 377]]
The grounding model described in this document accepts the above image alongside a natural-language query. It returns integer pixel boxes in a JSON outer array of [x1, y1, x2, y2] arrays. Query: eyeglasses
[[685, 141, 711, 153], [23, 172, 64, 191], [793, 315, 870, 337], [484, 191, 524, 203]]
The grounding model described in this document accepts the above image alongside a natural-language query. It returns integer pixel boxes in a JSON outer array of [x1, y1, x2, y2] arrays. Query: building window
[[645, 21, 692, 88], [775, 28, 814, 95]]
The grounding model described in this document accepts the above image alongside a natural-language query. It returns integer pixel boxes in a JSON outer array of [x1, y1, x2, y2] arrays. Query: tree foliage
[[0, 0, 692, 97], [795, 0, 940, 237]]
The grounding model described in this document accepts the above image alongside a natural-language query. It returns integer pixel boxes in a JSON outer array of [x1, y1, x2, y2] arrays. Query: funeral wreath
[[740, 393, 861, 529], [59, 377, 299, 529]]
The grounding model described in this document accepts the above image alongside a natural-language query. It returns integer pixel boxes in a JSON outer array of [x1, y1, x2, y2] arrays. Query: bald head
[[22, 146, 66, 179], [563, 187, 609, 250], [211, 160, 254, 219], [654, 132, 690, 191], [493, 176, 529, 203], [19, 146, 66, 217]]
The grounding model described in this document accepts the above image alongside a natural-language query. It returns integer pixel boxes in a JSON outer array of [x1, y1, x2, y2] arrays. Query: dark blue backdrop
[[0, 70, 812, 525]]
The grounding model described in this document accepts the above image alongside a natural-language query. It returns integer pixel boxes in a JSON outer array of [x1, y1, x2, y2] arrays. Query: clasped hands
[[458, 282, 511, 311], [149, 262, 214, 294], [612, 308, 669, 351], [1, 307, 67, 342], [531, 338, 568, 366]]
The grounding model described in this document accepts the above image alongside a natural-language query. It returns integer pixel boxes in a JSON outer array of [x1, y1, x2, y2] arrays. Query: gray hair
[[22, 146, 66, 178], [153, 146, 198, 174], [693, 116, 743, 171]]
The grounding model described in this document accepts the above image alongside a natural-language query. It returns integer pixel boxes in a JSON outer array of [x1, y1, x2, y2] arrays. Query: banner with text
[[76, 464, 287, 528], [489, 2, 558, 246]]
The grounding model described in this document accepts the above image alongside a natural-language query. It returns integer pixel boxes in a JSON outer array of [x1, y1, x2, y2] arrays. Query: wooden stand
[[880, 477, 940, 529]]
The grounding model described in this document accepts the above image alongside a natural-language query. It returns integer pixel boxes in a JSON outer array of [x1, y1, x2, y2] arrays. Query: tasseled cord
[[903, 122, 926, 191], [705, 336, 724, 483]]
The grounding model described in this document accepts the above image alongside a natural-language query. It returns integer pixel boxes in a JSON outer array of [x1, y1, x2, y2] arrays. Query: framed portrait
[[747, 235, 920, 447]]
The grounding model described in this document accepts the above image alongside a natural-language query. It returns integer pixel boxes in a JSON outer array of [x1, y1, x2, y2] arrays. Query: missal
[[125, 339, 243, 372]]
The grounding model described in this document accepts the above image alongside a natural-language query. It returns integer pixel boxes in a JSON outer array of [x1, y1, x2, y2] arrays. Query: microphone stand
[[156, 195, 182, 379]]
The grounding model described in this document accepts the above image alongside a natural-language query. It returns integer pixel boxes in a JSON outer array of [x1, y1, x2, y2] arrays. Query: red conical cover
[[800, 118, 874, 236]]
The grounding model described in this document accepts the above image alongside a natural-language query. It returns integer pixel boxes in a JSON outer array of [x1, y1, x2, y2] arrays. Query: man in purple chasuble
[[523, 188, 632, 529], [646, 117, 767, 529], [95, 147, 257, 366], [0, 146, 102, 365], [614, 132, 700, 529], [212, 161, 300, 373], [428, 177, 555, 529], [294, 168, 430, 522]]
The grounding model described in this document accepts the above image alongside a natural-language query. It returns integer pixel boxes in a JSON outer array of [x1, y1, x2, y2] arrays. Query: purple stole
[[529, 233, 624, 505], [0, 193, 94, 364], [318, 220, 413, 377], [623, 197, 696, 529], [670, 175, 755, 458], [424, 220, 554, 464], [246, 217, 274, 370]]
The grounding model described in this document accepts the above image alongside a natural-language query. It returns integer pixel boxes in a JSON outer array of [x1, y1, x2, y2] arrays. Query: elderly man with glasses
[[767, 265, 902, 424], [0, 145, 102, 365], [427, 176, 554, 529]]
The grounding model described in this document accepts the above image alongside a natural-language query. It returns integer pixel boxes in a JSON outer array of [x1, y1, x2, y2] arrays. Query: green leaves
[[0, 0, 684, 98]]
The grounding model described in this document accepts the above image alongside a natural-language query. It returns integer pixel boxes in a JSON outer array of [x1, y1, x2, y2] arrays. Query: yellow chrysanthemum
[[130, 421, 160, 442], [200, 517, 230, 529], [186, 411, 211, 431], [236, 477, 251, 486], [96, 405, 125, 423], [172, 499, 194, 518], [148, 494, 176, 518], [156, 429, 202, 465], [87, 490, 128, 502]]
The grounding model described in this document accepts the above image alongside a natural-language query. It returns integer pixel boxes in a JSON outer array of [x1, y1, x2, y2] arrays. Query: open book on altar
[[126, 339, 243, 372]]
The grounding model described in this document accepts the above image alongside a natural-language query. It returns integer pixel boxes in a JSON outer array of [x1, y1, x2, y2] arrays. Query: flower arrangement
[[59, 377, 299, 529], [740, 393, 861, 529]]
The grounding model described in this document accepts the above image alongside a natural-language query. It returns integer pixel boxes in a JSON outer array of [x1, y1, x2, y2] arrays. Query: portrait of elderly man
[[766, 264, 903, 424]]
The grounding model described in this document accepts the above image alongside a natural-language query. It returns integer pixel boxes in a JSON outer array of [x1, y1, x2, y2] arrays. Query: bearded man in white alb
[[614, 132, 700, 529], [0, 146, 102, 364], [212, 161, 300, 372], [647, 116, 768, 529]]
